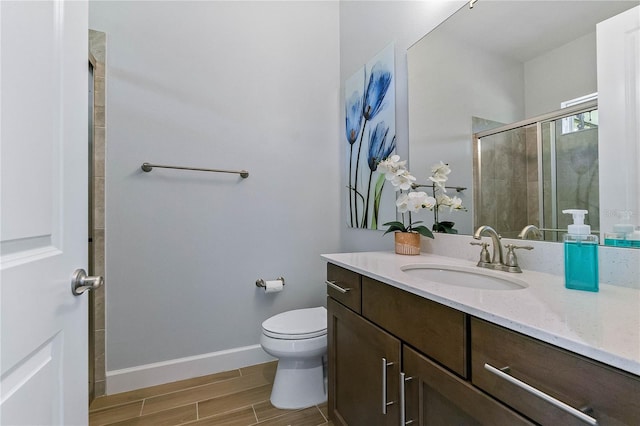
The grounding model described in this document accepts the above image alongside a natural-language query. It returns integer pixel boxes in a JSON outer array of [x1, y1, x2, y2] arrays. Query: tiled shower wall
[[89, 29, 106, 399], [477, 126, 529, 238], [477, 119, 599, 242]]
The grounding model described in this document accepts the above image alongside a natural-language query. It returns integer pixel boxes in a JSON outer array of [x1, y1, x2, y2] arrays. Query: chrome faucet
[[473, 225, 504, 266], [471, 225, 533, 273], [518, 224, 542, 240]]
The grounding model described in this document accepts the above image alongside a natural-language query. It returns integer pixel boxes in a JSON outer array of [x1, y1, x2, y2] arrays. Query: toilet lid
[[262, 306, 327, 340]]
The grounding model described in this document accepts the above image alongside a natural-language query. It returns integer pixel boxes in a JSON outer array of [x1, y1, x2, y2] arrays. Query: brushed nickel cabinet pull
[[400, 372, 414, 425], [484, 363, 598, 425], [325, 280, 351, 294], [382, 358, 395, 414]]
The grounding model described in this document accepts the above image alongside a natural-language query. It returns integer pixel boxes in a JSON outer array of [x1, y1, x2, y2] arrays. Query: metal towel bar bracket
[[141, 162, 249, 178]]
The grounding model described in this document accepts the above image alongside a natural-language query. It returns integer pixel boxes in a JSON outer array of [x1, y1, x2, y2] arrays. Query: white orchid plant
[[377, 156, 465, 238]]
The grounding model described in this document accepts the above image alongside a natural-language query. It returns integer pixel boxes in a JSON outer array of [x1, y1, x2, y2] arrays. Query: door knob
[[71, 269, 104, 296]]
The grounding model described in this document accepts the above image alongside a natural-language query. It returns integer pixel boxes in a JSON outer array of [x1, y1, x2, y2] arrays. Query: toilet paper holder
[[256, 277, 285, 289]]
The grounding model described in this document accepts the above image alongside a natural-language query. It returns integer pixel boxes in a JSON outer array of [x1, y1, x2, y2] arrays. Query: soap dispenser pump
[[562, 209, 599, 292], [613, 210, 635, 236]]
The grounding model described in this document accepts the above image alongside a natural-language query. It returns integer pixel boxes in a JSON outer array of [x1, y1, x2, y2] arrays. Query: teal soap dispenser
[[563, 209, 599, 292]]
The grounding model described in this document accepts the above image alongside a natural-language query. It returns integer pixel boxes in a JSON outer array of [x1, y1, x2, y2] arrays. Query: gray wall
[[524, 32, 597, 117], [408, 29, 526, 235], [90, 1, 341, 371], [91, 0, 467, 384]]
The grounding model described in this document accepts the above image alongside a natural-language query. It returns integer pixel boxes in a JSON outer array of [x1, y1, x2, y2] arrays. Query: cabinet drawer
[[326, 263, 361, 313], [362, 277, 467, 377], [471, 318, 640, 426]]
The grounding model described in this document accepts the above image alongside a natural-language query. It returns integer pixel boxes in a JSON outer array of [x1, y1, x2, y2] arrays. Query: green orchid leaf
[[411, 225, 434, 239], [382, 221, 408, 235], [433, 221, 458, 234], [383, 221, 406, 228]]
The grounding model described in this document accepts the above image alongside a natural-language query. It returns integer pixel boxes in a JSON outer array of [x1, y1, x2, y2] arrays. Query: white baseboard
[[105, 344, 275, 395]]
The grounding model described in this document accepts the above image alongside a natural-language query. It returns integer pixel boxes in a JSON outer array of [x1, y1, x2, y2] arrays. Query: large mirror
[[408, 0, 639, 245]]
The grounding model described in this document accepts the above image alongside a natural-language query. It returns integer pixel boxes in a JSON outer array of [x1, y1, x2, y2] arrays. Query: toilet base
[[270, 357, 327, 409]]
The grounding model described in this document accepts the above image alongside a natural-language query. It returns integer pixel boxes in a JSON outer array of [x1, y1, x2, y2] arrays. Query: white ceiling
[[438, 0, 639, 63]]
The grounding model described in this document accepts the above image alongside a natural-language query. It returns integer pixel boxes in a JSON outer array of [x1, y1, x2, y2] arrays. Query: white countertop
[[322, 251, 640, 376]]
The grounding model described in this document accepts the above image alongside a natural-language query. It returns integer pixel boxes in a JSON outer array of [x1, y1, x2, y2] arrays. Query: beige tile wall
[[90, 29, 107, 399], [477, 126, 530, 238]]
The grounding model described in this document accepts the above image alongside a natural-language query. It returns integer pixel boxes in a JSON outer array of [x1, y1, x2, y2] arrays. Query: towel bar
[[141, 162, 249, 178]]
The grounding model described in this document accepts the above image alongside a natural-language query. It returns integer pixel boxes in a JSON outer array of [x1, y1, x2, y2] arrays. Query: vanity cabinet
[[471, 318, 640, 425], [326, 263, 640, 426], [327, 264, 527, 426]]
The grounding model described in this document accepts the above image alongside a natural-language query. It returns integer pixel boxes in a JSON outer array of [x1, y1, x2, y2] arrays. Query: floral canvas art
[[345, 44, 396, 229]]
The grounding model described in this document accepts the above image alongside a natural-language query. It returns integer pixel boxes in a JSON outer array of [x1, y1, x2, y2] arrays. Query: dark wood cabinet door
[[328, 297, 401, 426], [403, 345, 534, 426]]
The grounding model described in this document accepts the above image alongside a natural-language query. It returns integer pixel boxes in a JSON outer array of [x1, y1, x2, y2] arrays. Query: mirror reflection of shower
[[544, 108, 599, 241], [473, 99, 599, 242]]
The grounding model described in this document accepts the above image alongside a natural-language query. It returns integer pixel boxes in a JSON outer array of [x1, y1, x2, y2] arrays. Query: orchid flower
[[396, 191, 436, 213], [377, 155, 407, 178], [382, 158, 465, 238], [390, 170, 416, 191], [428, 161, 451, 191]]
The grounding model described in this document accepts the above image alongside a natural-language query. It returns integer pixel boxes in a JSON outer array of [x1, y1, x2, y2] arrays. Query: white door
[[597, 5, 640, 233], [1, 1, 90, 425]]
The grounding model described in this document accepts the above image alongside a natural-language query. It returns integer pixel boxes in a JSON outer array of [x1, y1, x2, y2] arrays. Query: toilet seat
[[262, 307, 327, 340]]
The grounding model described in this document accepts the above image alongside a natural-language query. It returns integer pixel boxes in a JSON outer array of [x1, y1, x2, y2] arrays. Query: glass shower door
[[541, 108, 599, 242]]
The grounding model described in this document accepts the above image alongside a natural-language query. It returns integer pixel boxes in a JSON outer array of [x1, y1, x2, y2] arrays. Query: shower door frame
[[473, 100, 598, 238]]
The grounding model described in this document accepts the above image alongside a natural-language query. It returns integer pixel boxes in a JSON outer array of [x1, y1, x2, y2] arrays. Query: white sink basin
[[401, 263, 528, 290]]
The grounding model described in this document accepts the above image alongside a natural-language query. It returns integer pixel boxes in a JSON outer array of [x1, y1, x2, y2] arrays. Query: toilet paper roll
[[264, 279, 284, 293]]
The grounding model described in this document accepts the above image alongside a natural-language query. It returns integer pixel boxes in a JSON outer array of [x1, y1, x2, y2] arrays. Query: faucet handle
[[470, 241, 491, 264], [503, 244, 534, 269]]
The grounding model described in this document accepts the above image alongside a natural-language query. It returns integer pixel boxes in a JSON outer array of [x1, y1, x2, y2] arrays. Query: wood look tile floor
[[89, 361, 333, 426]]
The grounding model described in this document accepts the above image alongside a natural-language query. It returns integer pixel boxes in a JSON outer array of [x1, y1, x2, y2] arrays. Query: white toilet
[[260, 306, 327, 409]]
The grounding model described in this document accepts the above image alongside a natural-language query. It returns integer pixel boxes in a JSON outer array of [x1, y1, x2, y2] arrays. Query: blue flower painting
[[345, 44, 396, 229]]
